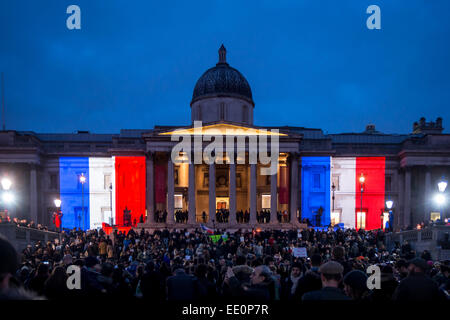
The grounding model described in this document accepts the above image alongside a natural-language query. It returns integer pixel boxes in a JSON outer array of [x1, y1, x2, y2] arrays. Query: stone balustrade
[[385, 225, 450, 260], [0, 223, 60, 253]]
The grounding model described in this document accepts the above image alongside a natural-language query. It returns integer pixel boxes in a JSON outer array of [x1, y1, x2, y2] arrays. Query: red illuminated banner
[[115, 156, 146, 227], [355, 157, 385, 230], [279, 165, 290, 205]]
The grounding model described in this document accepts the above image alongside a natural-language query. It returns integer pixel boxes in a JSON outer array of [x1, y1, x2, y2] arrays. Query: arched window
[[220, 102, 225, 120], [198, 105, 202, 120], [242, 105, 248, 123]]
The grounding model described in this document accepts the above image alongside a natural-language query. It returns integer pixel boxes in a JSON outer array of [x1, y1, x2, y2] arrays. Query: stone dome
[[191, 45, 253, 105]]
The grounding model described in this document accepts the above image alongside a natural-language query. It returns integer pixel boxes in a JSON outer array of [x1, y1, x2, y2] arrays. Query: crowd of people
[[215, 209, 230, 223], [151, 208, 295, 225], [0, 214, 50, 232], [154, 210, 168, 223], [0, 225, 449, 301], [175, 210, 189, 223]]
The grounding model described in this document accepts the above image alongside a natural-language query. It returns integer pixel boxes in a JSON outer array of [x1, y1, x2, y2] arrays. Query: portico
[[142, 122, 303, 229]]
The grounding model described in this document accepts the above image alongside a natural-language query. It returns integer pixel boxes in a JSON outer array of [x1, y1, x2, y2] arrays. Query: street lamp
[[1, 178, 13, 216], [53, 198, 62, 232], [80, 173, 86, 230], [109, 183, 113, 225], [438, 178, 447, 193], [380, 210, 384, 230], [359, 173, 365, 228], [1, 177, 12, 190], [386, 199, 394, 232], [331, 182, 336, 213], [436, 177, 447, 221]]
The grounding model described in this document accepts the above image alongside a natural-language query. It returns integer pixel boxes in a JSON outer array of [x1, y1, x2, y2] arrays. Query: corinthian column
[[250, 164, 257, 224], [229, 162, 237, 224], [30, 164, 38, 224], [270, 164, 278, 224], [404, 168, 412, 228], [167, 155, 175, 223], [209, 162, 216, 223], [146, 152, 155, 222], [289, 154, 299, 223], [188, 160, 196, 224]]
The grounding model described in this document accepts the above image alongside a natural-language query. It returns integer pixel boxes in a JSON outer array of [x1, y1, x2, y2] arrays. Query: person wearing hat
[[302, 261, 350, 301], [392, 258, 446, 301], [343, 270, 369, 300]]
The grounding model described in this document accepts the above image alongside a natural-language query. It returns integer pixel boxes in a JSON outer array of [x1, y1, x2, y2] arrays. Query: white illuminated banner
[[89, 157, 116, 229]]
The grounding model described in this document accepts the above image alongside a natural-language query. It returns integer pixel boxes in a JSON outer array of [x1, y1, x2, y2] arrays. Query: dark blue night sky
[[1, 0, 449, 134]]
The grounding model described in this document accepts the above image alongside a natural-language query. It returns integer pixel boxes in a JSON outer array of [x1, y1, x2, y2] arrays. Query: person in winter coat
[[392, 258, 447, 301]]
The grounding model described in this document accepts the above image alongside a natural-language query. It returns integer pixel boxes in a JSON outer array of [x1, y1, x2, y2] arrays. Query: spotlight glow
[[2, 192, 14, 203], [435, 193, 446, 205]]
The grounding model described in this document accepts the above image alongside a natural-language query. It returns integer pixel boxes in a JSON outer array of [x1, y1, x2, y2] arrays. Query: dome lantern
[[190, 45, 254, 125], [218, 44, 228, 65]]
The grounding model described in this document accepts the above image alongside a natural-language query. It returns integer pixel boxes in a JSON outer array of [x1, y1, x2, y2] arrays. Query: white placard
[[293, 247, 307, 258]]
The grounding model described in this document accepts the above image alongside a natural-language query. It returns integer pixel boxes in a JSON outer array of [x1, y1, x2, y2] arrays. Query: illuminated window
[[331, 210, 341, 226], [262, 194, 271, 209], [356, 211, 366, 229], [216, 197, 229, 210], [430, 212, 441, 222], [174, 194, 183, 210]]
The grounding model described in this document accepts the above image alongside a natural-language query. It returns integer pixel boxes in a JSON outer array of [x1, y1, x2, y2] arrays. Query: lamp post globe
[[386, 200, 393, 210], [79, 173, 86, 230], [1, 177, 12, 190], [359, 174, 365, 184], [438, 178, 447, 193], [54, 199, 61, 208], [359, 173, 365, 228]]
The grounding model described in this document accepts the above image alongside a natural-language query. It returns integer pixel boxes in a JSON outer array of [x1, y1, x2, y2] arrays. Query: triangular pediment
[[159, 123, 287, 136]]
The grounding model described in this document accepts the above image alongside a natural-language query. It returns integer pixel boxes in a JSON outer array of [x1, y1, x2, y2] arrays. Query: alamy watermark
[[170, 121, 280, 176]]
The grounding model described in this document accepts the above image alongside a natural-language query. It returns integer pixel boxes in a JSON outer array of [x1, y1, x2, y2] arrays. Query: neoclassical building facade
[[0, 46, 449, 231]]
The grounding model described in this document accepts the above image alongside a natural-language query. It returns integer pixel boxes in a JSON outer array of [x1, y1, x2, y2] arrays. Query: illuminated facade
[[0, 46, 450, 231]]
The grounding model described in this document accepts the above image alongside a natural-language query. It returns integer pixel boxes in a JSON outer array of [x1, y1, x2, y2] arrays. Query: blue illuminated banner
[[59, 157, 90, 230], [301, 157, 331, 226]]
